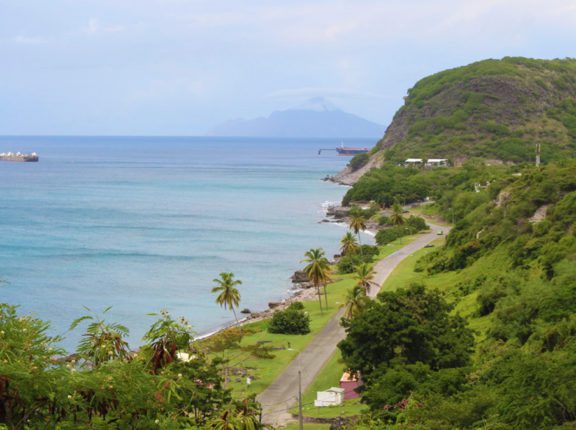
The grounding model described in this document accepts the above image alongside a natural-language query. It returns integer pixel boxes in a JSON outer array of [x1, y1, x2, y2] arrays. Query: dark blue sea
[[0, 136, 373, 350]]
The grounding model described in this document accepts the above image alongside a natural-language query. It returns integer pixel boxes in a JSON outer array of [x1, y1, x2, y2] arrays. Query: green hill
[[386, 57, 576, 162], [336, 57, 576, 183]]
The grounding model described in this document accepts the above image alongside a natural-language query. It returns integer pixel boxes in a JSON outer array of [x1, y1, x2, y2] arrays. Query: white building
[[404, 158, 424, 166], [425, 158, 449, 167], [314, 387, 345, 407]]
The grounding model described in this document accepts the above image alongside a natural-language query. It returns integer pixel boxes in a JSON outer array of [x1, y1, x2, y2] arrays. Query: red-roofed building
[[339, 371, 362, 400]]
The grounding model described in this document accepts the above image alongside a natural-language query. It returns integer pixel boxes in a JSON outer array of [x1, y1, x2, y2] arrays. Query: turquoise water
[[0, 136, 372, 349]]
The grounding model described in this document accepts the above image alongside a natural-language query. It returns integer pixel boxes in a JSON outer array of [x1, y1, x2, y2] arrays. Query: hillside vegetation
[[337, 57, 576, 183], [338, 160, 576, 429]]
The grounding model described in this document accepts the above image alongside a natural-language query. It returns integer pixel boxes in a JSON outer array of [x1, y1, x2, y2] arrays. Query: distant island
[[210, 97, 385, 138]]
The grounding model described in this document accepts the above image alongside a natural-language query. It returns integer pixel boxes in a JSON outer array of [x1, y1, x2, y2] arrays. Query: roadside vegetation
[[333, 159, 576, 430]]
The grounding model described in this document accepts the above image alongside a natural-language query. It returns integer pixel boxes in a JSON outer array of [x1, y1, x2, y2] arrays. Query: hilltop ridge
[[335, 57, 576, 184]]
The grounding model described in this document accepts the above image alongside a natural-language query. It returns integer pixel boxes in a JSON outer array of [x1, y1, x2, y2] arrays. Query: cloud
[[85, 18, 125, 35], [12, 35, 48, 45], [132, 78, 207, 101], [267, 87, 392, 100]]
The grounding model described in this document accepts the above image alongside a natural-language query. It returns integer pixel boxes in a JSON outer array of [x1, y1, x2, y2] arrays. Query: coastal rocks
[[326, 205, 350, 219], [291, 270, 315, 290], [240, 308, 251, 314], [291, 270, 309, 283], [268, 301, 282, 309]]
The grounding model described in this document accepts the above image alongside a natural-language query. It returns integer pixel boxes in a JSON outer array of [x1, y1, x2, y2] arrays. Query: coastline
[[195, 200, 377, 342]]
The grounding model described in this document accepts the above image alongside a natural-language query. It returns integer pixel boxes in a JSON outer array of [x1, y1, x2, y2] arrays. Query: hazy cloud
[[85, 18, 125, 35], [0, 0, 574, 135], [267, 88, 391, 100], [11, 35, 48, 45]]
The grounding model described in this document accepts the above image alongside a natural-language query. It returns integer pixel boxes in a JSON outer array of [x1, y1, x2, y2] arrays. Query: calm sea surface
[[0, 136, 373, 350]]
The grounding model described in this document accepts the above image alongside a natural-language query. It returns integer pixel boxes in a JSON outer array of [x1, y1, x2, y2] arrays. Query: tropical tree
[[348, 213, 367, 247], [355, 263, 376, 295], [390, 202, 406, 225], [142, 309, 194, 373], [342, 285, 369, 320], [70, 306, 130, 367], [302, 248, 332, 311], [212, 272, 242, 324], [340, 231, 359, 256]]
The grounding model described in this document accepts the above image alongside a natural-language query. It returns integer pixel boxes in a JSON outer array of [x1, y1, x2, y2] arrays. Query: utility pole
[[298, 370, 304, 430], [536, 142, 541, 167]]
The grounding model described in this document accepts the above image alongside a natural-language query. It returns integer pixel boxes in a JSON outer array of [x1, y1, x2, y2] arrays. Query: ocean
[[0, 136, 373, 350]]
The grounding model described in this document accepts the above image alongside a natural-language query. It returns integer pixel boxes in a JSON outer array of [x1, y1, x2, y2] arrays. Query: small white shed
[[425, 158, 449, 167], [314, 387, 345, 407], [404, 158, 424, 165]]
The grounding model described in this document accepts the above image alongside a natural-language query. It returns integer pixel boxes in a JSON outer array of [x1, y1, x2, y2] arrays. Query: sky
[[1, 0, 575, 136]]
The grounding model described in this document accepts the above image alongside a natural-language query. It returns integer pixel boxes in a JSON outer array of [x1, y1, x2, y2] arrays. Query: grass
[[409, 204, 453, 228], [283, 423, 331, 430], [211, 234, 422, 398], [379, 238, 515, 341], [222, 276, 355, 397]]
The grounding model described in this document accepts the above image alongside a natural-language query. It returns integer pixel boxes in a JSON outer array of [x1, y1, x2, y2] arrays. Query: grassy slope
[[220, 235, 420, 398], [380, 239, 515, 343]]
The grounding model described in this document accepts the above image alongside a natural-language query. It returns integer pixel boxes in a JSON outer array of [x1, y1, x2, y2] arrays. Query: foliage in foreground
[[0, 304, 264, 429]]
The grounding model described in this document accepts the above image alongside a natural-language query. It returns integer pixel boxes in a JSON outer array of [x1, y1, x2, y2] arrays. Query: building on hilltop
[[425, 158, 449, 168], [404, 158, 424, 167]]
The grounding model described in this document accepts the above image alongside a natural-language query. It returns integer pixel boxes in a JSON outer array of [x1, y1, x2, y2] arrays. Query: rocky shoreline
[[196, 199, 349, 339], [198, 199, 386, 340]]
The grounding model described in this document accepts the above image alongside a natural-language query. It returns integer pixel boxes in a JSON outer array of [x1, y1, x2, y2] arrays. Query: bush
[[406, 215, 428, 231], [288, 301, 304, 310], [348, 153, 370, 172], [379, 215, 391, 226], [376, 225, 418, 246], [338, 246, 380, 274], [268, 307, 310, 335]]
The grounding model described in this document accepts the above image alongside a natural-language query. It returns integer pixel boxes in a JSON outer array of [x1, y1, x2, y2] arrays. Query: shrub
[[376, 226, 419, 246], [268, 307, 310, 335], [379, 215, 391, 226], [348, 153, 370, 172], [288, 301, 304, 310], [406, 215, 428, 231], [338, 246, 379, 274]]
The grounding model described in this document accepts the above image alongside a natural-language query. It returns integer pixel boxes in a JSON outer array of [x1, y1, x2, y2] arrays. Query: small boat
[[0, 152, 39, 162]]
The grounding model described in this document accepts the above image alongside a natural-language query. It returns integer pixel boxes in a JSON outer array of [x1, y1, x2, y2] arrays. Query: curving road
[[257, 223, 448, 426]]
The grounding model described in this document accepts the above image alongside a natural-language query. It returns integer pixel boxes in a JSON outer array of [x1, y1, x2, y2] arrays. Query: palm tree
[[340, 232, 359, 256], [302, 248, 331, 311], [69, 307, 130, 367], [342, 285, 369, 320], [348, 213, 367, 247], [390, 202, 406, 226], [355, 263, 375, 295], [212, 272, 242, 324]]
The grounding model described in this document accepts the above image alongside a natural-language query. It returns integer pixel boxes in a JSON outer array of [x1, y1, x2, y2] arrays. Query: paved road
[[257, 223, 448, 426]]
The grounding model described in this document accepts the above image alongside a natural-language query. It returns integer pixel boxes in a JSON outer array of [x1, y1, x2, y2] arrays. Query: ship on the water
[[318, 143, 370, 156], [335, 146, 369, 156], [0, 152, 39, 162]]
